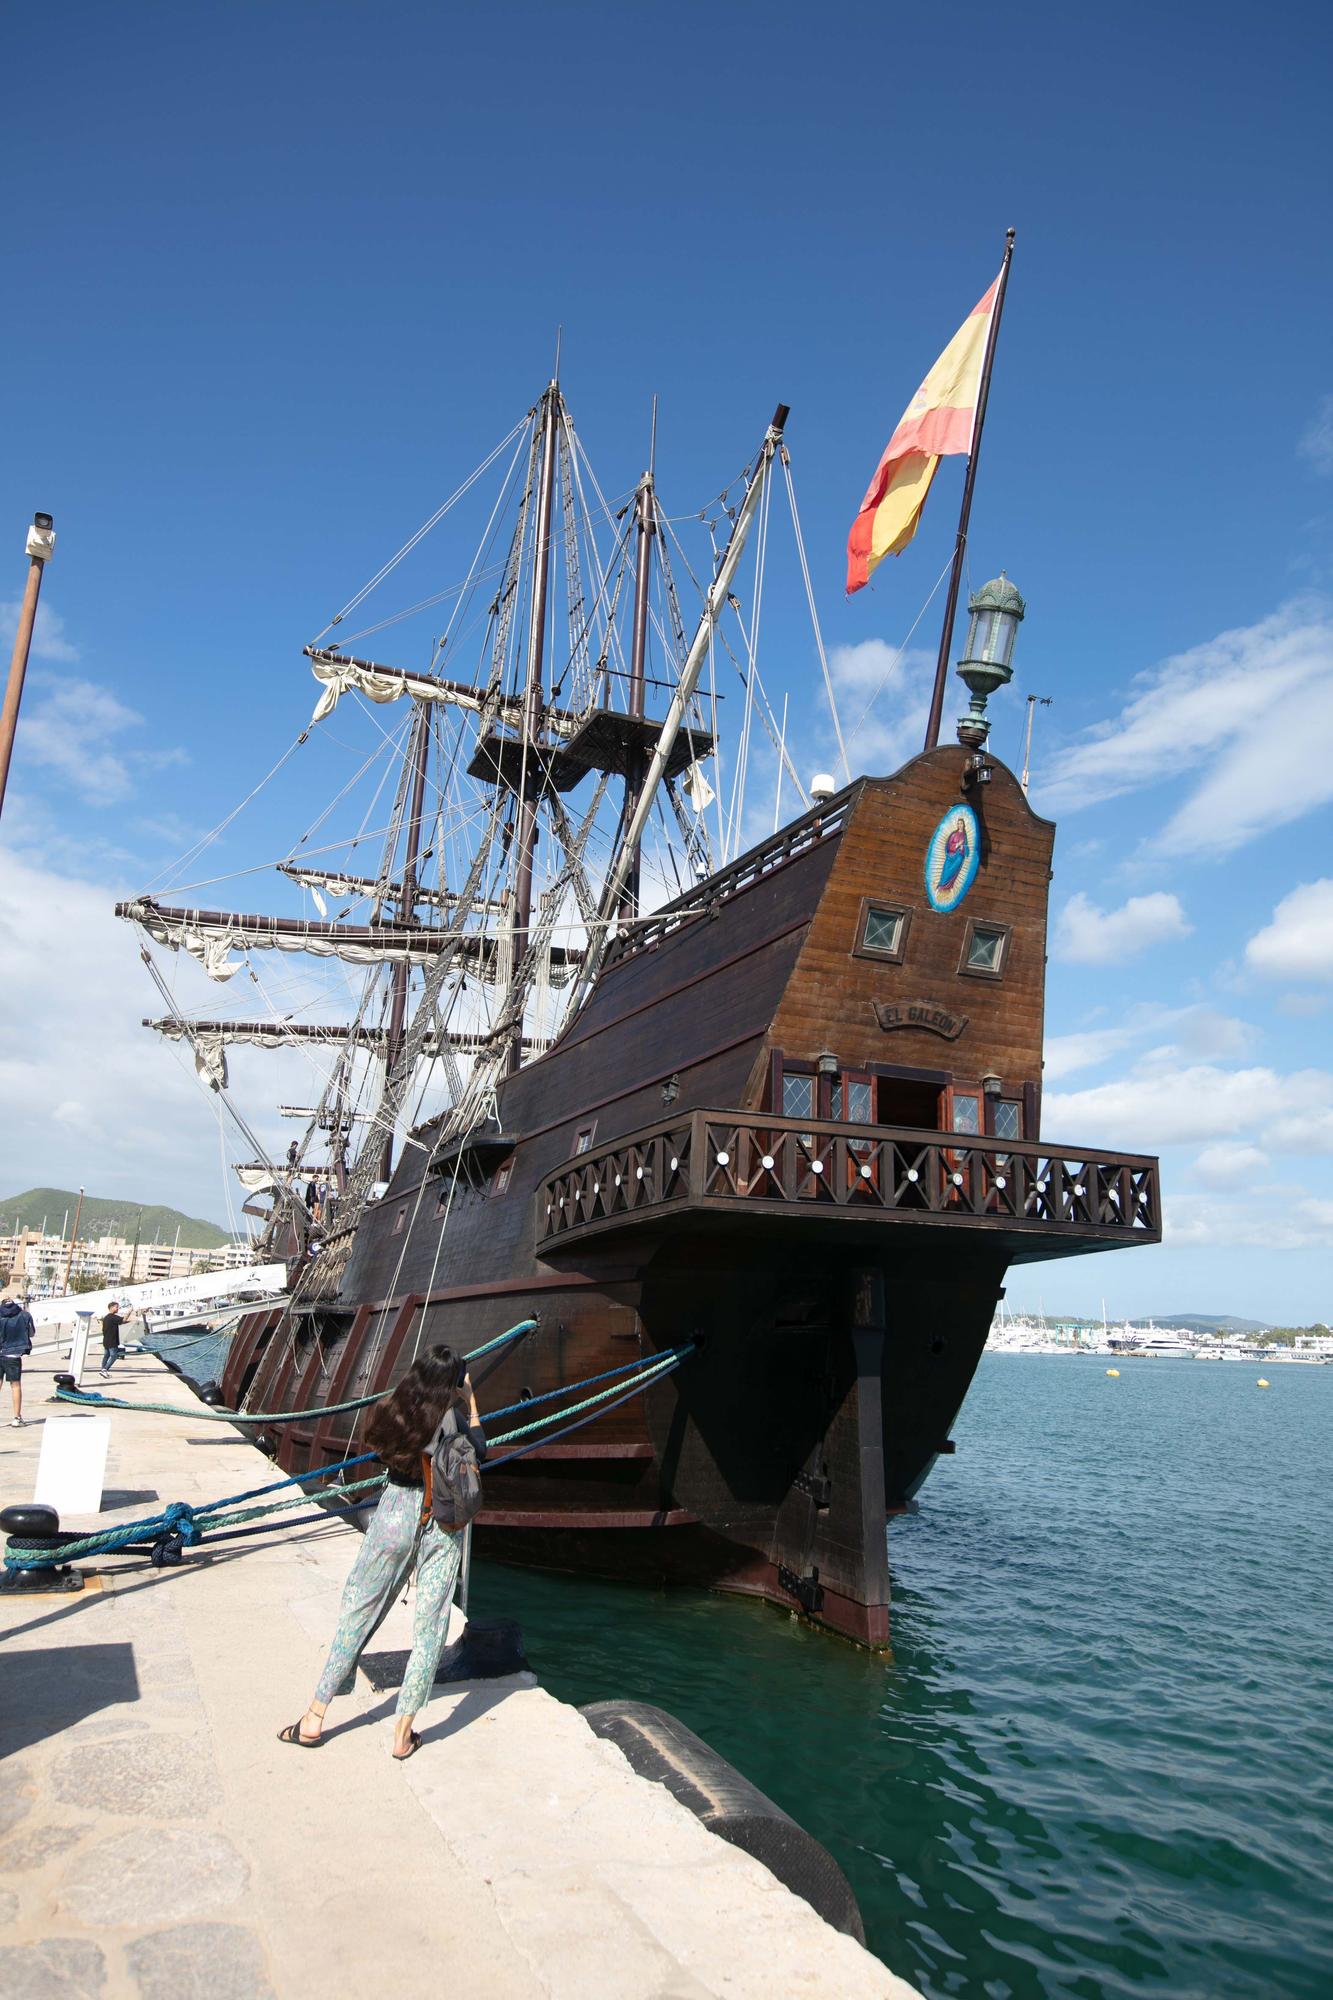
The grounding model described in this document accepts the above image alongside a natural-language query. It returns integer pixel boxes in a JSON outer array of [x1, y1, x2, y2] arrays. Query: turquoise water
[[470, 1358, 1333, 2000]]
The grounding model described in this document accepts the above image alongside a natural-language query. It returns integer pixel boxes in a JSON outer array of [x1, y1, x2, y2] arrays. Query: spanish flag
[[846, 272, 1001, 594]]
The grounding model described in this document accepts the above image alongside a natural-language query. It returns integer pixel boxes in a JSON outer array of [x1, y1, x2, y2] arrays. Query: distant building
[[1, 1224, 255, 1295]]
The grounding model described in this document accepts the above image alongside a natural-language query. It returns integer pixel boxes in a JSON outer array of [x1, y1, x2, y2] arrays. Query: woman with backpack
[[279, 1344, 485, 1761]]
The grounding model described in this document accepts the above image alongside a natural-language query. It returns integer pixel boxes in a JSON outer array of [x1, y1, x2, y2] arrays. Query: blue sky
[[2, 1, 1330, 1320]]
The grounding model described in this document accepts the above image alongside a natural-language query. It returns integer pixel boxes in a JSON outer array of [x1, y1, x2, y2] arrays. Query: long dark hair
[[366, 1345, 466, 1482]]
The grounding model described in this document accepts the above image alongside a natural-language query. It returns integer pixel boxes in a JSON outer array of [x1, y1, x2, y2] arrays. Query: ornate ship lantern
[[955, 572, 1025, 748]]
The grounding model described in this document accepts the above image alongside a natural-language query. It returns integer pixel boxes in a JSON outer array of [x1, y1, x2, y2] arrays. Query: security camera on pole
[[0, 511, 57, 821]]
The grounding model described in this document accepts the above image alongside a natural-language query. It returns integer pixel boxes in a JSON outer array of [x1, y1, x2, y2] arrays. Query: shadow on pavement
[[0, 1643, 139, 1757]]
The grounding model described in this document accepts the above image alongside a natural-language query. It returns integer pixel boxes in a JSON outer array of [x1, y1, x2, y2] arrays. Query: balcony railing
[[537, 1108, 1160, 1252]]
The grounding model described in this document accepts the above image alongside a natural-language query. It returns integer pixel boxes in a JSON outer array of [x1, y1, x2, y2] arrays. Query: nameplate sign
[[873, 999, 968, 1041]]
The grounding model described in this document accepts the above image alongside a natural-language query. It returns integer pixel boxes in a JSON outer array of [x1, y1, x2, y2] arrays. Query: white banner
[[26, 1262, 288, 1331]]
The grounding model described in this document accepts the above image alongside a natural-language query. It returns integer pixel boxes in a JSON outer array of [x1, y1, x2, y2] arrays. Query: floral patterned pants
[[314, 1480, 462, 1717]]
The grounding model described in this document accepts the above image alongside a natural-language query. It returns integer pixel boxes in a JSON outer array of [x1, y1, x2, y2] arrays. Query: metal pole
[[61, 1187, 85, 1296], [1020, 694, 1051, 795], [508, 383, 560, 1073], [458, 1519, 473, 1619], [923, 232, 1015, 751], [0, 514, 56, 820]]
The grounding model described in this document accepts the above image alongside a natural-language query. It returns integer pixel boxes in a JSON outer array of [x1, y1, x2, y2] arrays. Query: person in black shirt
[[99, 1301, 134, 1377]]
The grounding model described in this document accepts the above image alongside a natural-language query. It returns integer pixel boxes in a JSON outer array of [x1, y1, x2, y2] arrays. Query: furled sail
[[144, 1018, 537, 1057], [276, 864, 490, 916], [117, 899, 578, 984], [305, 647, 581, 735]]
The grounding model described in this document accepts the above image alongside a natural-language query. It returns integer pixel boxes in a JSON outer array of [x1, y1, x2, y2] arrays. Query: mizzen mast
[[621, 424, 657, 916], [508, 379, 561, 1072]]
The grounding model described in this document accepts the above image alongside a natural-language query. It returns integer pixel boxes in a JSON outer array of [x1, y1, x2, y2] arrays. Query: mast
[[61, 1185, 85, 1296], [622, 438, 657, 915], [591, 405, 788, 937], [378, 699, 431, 1181], [923, 228, 1016, 751], [508, 380, 560, 1073]]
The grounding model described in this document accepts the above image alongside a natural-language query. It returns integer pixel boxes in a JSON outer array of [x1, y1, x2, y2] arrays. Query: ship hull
[[221, 751, 1159, 1649], [221, 1233, 1005, 1648]]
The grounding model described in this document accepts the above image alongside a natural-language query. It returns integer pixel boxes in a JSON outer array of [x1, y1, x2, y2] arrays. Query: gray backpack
[[421, 1404, 483, 1532]]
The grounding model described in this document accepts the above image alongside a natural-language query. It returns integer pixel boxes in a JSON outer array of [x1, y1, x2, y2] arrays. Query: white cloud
[[1170, 1008, 1259, 1061], [0, 846, 349, 1226], [1043, 1024, 1138, 1081], [1299, 394, 1333, 476], [0, 599, 79, 663], [1245, 879, 1333, 982], [14, 677, 187, 806], [1276, 991, 1330, 1018], [1045, 1061, 1333, 1154], [1193, 1142, 1270, 1188], [1044, 1004, 1255, 1082], [0, 846, 220, 1213], [1162, 1189, 1333, 1252], [1052, 889, 1191, 965], [1036, 600, 1333, 856], [835, 641, 933, 774], [1263, 1108, 1333, 1154]]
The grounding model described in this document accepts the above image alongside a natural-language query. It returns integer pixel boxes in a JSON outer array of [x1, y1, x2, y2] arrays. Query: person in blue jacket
[[0, 1293, 36, 1427]]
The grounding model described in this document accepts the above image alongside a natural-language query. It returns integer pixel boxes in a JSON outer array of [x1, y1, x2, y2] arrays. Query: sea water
[[471, 1357, 1333, 2000]]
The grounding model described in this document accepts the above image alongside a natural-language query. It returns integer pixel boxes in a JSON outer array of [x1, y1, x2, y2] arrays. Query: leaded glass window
[[832, 1079, 873, 1123], [862, 907, 904, 955], [993, 1100, 1021, 1142], [783, 1073, 816, 1119], [952, 1093, 981, 1135], [967, 926, 1006, 973]]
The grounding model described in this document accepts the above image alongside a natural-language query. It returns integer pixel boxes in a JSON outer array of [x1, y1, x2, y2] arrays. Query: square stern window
[[960, 919, 1011, 979], [855, 900, 911, 964]]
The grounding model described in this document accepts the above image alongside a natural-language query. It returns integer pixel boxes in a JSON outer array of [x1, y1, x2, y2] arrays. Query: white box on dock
[[34, 1415, 111, 1516]]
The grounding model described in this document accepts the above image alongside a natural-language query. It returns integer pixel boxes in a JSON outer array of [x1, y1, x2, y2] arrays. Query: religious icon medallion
[[924, 803, 980, 913]]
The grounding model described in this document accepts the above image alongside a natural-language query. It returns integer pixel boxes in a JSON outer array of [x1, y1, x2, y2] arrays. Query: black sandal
[[393, 1731, 421, 1761], [278, 1721, 325, 1748]]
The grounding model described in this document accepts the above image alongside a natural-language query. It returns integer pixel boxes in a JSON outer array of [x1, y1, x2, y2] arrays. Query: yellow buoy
[[1106, 1368, 1120, 1377], [1257, 1378, 1270, 1388]]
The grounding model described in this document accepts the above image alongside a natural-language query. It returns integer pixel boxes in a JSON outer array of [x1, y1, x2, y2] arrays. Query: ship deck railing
[[601, 787, 855, 969], [536, 1108, 1161, 1257]]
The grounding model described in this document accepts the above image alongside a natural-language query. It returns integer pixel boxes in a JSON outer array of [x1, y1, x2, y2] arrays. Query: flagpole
[[923, 228, 1016, 751]]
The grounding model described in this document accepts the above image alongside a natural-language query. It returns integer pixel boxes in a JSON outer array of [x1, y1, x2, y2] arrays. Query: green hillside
[[1140, 1312, 1269, 1335], [0, 1188, 232, 1250]]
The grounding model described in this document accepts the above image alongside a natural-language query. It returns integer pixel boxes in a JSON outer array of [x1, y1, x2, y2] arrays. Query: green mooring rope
[[4, 1344, 693, 1571], [53, 1318, 538, 1425]]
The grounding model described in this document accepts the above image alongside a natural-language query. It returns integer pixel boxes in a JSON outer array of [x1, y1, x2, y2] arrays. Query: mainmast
[[622, 443, 656, 915], [508, 380, 561, 1071], [379, 699, 431, 1181]]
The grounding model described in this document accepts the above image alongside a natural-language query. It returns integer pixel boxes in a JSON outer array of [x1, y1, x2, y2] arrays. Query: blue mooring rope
[[3, 1341, 694, 1572]]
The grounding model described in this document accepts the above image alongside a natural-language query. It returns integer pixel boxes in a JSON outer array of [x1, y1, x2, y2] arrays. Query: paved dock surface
[[1, 1350, 920, 1999]]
